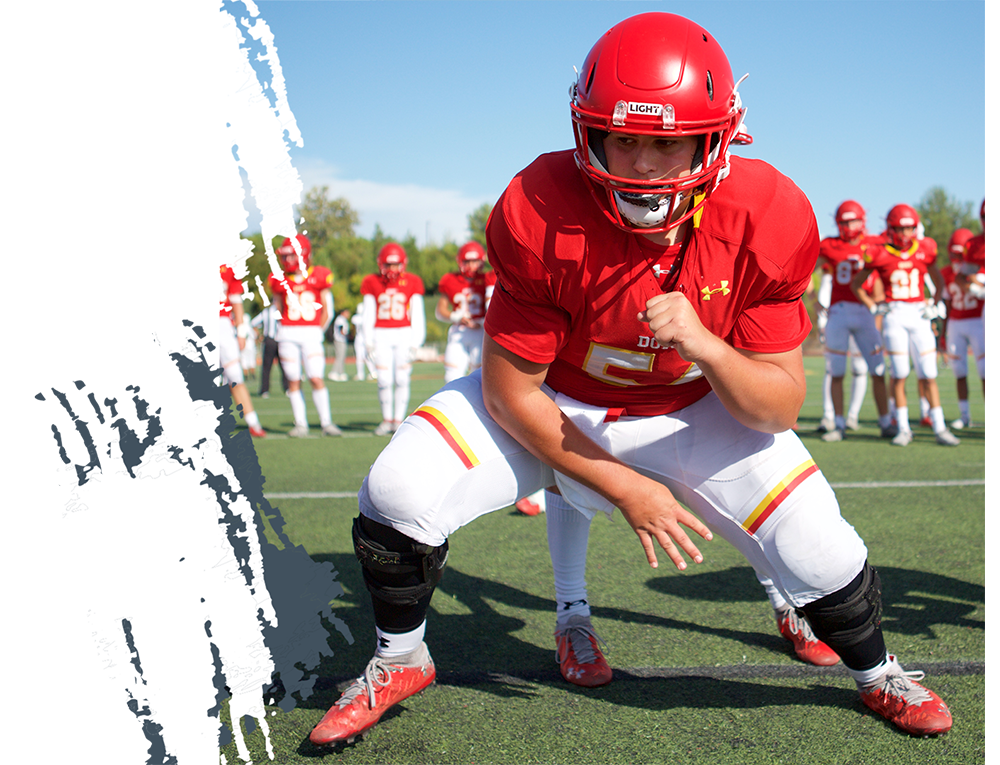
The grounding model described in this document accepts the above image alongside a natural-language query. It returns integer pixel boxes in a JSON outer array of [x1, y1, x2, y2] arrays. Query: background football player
[[940, 227, 984, 428], [362, 242, 426, 435], [219, 264, 265, 437], [268, 234, 342, 437], [816, 200, 895, 441], [435, 241, 497, 383], [850, 205, 958, 446]]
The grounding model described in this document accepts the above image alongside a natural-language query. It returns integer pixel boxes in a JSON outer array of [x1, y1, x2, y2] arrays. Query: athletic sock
[[546, 492, 593, 625], [312, 386, 332, 426], [289, 389, 307, 427], [375, 622, 426, 659]]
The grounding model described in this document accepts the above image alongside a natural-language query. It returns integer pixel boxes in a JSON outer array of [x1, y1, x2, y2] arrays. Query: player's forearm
[[692, 338, 805, 433], [481, 338, 643, 507]]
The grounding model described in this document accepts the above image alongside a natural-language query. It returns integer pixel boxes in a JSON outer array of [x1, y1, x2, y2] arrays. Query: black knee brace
[[799, 561, 886, 670], [352, 514, 449, 607]]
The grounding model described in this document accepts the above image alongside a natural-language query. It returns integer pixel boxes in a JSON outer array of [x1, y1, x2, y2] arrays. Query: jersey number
[[888, 268, 922, 300], [286, 290, 318, 322], [834, 257, 861, 286], [584, 344, 654, 387], [378, 292, 409, 321]]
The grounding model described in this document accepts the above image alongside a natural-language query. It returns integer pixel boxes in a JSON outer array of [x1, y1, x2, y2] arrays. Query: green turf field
[[222, 356, 985, 764]]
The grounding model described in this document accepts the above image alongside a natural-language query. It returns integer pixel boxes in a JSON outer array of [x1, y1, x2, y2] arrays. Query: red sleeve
[[483, 197, 570, 363], [730, 299, 812, 352]]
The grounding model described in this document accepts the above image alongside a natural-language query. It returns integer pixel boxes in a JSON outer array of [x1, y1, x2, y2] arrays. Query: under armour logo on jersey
[[701, 281, 731, 300]]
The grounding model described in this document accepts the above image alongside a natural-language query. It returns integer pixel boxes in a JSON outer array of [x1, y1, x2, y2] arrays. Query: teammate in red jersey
[[219, 265, 265, 438], [957, 199, 985, 315], [941, 227, 985, 428], [815, 201, 895, 441], [435, 241, 497, 383], [851, 206, 959, 446], [267, 235, 342, 437], [309, 14, 952, 745], [362, 243, 426, 435]]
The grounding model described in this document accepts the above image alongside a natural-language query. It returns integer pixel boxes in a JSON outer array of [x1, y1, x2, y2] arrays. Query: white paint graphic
[[7, 1, 320, 763]]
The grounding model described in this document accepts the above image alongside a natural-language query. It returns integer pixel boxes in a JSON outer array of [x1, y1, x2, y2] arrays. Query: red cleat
[[310, 645, 436, 745], [776, 608, 840, 666], [858, 655, 952, 736], [249, 425, 266, 438], [919, 416, 933, 428], [555, 615, 612, 687], [515, 497, 542, 516]]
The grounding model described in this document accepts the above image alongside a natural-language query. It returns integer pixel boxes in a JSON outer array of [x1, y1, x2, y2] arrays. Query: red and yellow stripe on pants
[[412, 405, 480, 470], [742, 459, 819, 536]]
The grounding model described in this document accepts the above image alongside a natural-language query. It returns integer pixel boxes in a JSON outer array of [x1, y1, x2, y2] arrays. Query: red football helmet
[[457, 241, 486, 275], [948, 228, 974, 259], [377, 242, 407, 280], [885, 204, 920, 250], [571, 13, 750, 233], [277, 234, 312, 274], [835, 200, 866, 242]]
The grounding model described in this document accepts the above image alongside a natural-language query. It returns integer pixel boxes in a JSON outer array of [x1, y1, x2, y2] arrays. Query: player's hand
[[616, 479, 713, 570], [638, 292, 715, 361]]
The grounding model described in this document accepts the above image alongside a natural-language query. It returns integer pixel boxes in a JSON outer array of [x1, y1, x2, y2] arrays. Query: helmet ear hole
[[585, 63, 597, 95], [587, 129, 609, 171]]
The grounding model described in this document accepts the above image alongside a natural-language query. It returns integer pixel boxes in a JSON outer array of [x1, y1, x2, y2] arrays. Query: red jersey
[[220, 264, 243, 320], [941, 264, 984, 320], [268, 266, 333, 327], [484, 152, 816, 417], [361, 272, 425, 328], [862, 239, 937, 303], [437, 270, 497, 322], [817, 236, 879, 304]]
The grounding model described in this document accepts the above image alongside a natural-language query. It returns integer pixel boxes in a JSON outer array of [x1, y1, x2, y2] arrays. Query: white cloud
[[243, 157, 494, 247]]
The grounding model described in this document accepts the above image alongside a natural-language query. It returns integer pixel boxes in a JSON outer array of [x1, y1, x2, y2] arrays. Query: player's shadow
[[644, 565, 984, 640], [285, 557, 979, 754]]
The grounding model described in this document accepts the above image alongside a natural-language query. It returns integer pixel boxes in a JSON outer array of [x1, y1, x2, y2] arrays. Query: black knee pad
[[800, 561, 882, 655], [352, 515, 448, 607]]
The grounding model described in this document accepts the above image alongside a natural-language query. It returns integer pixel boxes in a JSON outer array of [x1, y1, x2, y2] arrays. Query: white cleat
[[891, 430, 913, 447], [935, 429, 960, 446], [845, 415, 860, 431], [821, 428, 845, 442], [949, 417, 971, 430], [288, 424, 310, 438], [322, 424, 343, 437], [373, 420, 396, 437]]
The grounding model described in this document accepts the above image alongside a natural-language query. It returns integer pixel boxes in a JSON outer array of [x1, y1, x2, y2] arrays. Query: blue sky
[[249, 0, 985, 245]]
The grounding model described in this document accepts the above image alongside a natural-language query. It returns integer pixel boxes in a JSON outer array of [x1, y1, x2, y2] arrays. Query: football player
[[219, 264, 265, 438], [362, 243, 426, 435], [268, 234, 342, 437], [435, 241, 497, 383], [816, 201, 895, 441], [310, 13, 952, 745], [850, 206, 958, 446], [941, 227, 984, 428]]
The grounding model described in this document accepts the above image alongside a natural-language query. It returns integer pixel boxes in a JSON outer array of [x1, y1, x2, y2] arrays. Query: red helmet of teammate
[[835, 200, 866, 242], [377, 242, 407, 281], [457, 241, 486, 275], [948, 228, 974, 260], [885, 204, 920, 250], [570, 13, 750, 233], [277, 234, 312, 274]]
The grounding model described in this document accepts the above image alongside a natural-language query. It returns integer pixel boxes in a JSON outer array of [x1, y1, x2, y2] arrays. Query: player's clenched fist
[[638, 292, 714, 361]]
